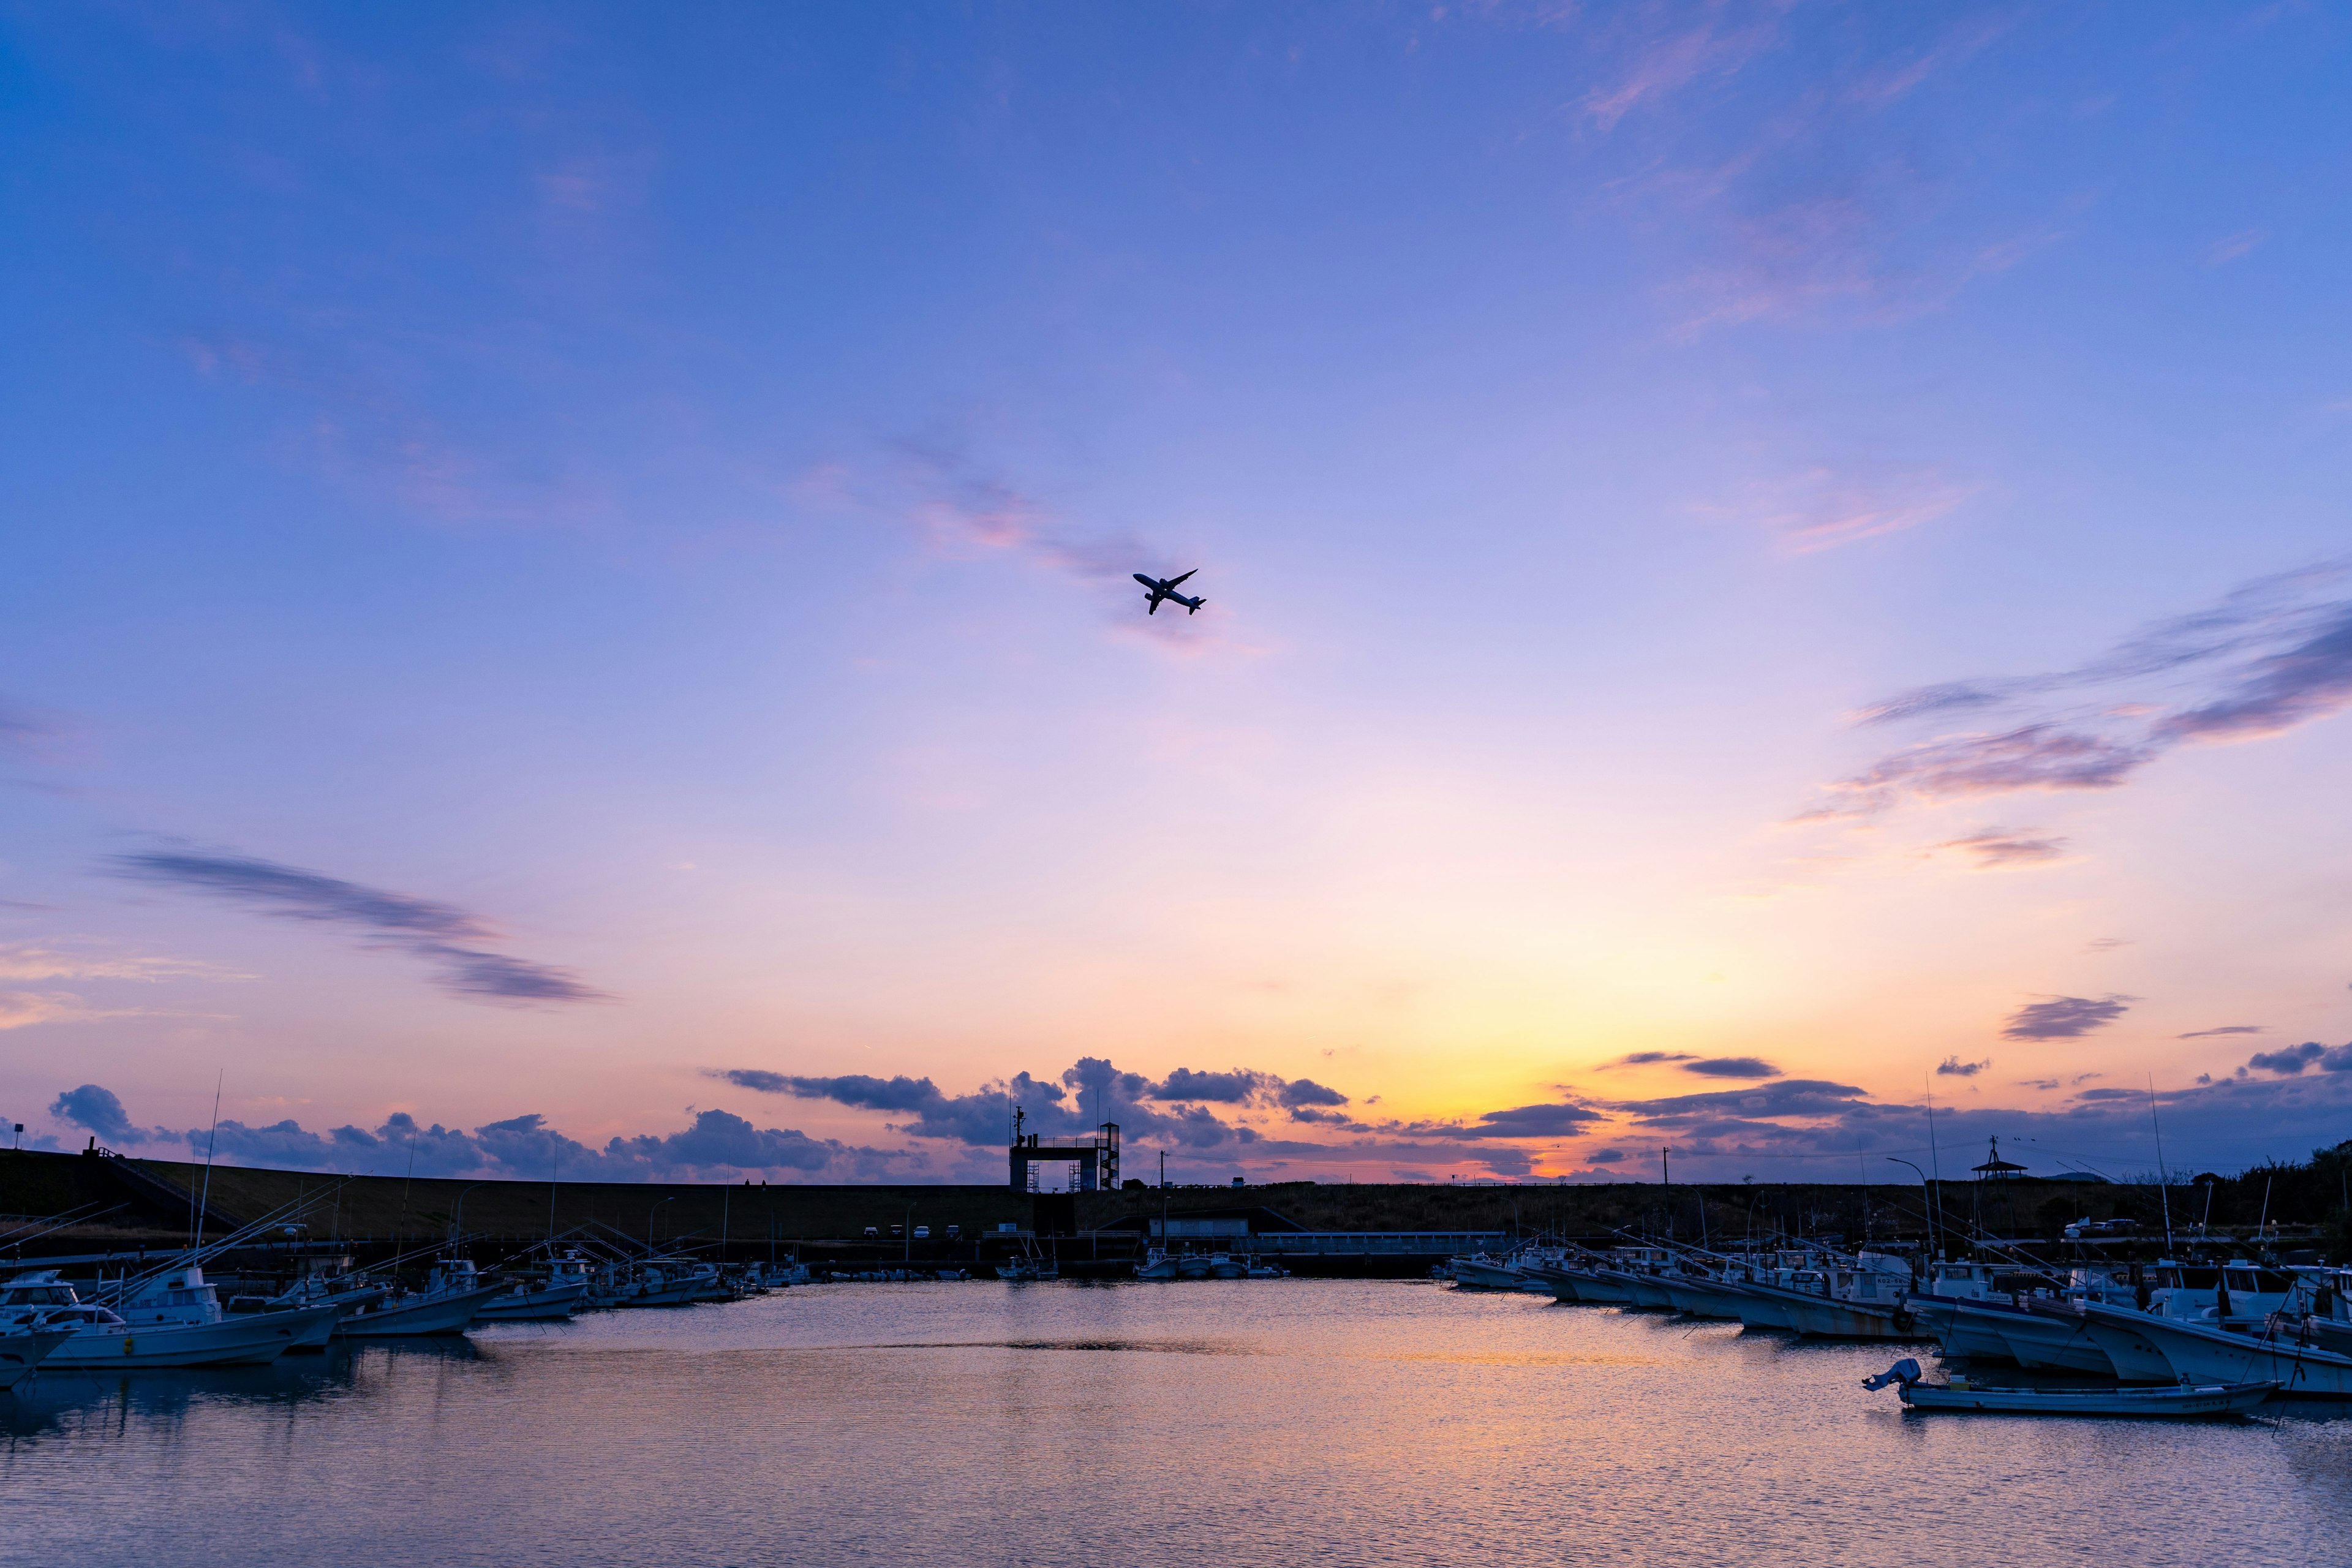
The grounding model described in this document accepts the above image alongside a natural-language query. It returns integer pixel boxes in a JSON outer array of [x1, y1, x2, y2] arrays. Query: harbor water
[[7, 1280, 2351, 1567]]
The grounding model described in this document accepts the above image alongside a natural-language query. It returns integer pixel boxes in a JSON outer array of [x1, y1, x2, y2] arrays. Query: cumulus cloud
[[1808, 564, 2352, 822], [1937, 1055, 1990, 1077], [721, 1058, 1355, 1150], [50, 1086, 912, 1182], [2002, 994, 2132, 1041], [2244, 1041, 2352, 1076], [107, 849, 607, 1006], [48, 1084, 173, 1147], [1148, 1068, 1268, 1104]]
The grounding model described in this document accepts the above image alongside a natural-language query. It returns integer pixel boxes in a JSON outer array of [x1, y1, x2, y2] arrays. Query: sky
[[6, 1, 2352, 1189]]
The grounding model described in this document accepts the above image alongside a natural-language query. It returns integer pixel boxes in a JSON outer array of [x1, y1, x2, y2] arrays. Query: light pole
[[1887, 1158, 1939, 1260], [449, 1182, 492, 1250], [648, 1194, 677, 1257]]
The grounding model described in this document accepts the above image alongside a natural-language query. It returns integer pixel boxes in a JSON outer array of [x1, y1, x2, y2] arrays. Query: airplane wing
[[1166, 569, 1196, 587], [1133, 573, 1157, 587]]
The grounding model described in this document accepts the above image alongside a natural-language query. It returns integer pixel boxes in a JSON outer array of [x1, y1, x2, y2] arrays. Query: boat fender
[[1861, 1358, 1921, 1391]]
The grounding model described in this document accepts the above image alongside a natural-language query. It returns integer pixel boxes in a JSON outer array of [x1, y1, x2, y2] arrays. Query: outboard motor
[[1861, 1358, 1922, 1391]]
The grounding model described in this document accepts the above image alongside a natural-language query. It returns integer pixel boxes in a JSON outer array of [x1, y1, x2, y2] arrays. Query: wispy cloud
[[1937, 1055, 1990, 1077], [2002, 994, 2132, 1041], [2180, 1025, 2264, 1039], [0, 991, 143, 1031], [0, 943, 248, 983], [107, 850, 608, 1006], [892, 435, 1155, 588], [1803, 562, 2352, 821], [1935, 828, 2068, 869], [1705, 466, 1975, 553], [2207, 229, 2268, 265], [1581, 6, 1787, 132]]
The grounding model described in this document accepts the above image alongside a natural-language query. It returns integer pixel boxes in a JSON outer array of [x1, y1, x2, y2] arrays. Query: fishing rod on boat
[[0, 1199, 123, 1245], [89, 1183, 356, 1302], [0, 1201, 132, 1261]]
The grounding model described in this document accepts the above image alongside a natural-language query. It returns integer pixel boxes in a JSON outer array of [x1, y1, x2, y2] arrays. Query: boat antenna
[[193, 1069, 224, 1253], [1923, 1072, 1944, 1259], [2147, 1076, 2174, 1253]]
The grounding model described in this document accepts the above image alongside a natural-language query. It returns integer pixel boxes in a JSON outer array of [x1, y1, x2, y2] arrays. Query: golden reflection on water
[[6, 1280, 2352, 1568]]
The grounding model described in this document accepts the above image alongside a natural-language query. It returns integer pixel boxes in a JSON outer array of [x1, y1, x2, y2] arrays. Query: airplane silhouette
[[1134, 570, 1204, 615]]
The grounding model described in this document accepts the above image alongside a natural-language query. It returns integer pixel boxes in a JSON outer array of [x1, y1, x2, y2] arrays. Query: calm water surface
[[7, 1281, 2351, 1567]]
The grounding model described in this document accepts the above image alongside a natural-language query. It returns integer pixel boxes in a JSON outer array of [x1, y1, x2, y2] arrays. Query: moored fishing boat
[[2081, 1301, 2352, 1395], [1134, 1248, 1180, 1281], [1448, 1254, 1526, 1291], [1953, 1298, 2114, 1376], [4, 1268, 333, 1368], [336, 1259, 508, 1338], [475, 1251, 592, 1322], [0, 1322, 74, 1389]]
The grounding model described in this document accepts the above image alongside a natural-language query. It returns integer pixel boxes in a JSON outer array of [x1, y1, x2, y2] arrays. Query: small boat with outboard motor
[[1861, 1357, 2274, 1417]]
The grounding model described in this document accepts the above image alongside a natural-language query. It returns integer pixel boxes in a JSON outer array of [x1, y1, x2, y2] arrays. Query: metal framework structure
[[1006, 1113, 1120, 1194]]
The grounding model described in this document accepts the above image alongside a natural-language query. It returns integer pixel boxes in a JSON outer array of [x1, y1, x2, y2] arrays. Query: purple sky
[[6, 3, 2352, 1185]]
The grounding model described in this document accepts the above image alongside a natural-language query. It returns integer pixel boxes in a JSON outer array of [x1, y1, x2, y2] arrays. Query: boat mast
[[2147, 1077, 2174, 1253]]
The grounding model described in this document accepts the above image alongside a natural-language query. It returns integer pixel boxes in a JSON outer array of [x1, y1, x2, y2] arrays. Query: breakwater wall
[[5, 1146, 2279, 1270]]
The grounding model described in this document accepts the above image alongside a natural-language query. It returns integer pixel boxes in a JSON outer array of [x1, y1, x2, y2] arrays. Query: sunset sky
[[7, 2, 2352, 1186]]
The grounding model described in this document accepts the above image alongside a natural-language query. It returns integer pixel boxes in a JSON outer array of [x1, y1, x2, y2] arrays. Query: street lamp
[[1887, 1158, 1940, 1260], [648, 1194, 677, 1257]]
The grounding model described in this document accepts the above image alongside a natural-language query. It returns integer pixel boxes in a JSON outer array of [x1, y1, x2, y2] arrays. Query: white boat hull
[[0, 1330, 72, 1388], [43, 1305, 337, 1369], [1742, 1283, 1916, 1340], [1449, 1259, 1524, 1291], [336, 1284, 507, 1338], [2084, 1303, 2352, 1395], [1964, 1302, 2114, 1376], [1899, 1380, 2274, 1417], [475, 1281, 589, 1321]]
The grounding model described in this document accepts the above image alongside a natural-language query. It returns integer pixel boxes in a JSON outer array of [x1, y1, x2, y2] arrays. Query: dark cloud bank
[[49, 1033, 2352, 1183]]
